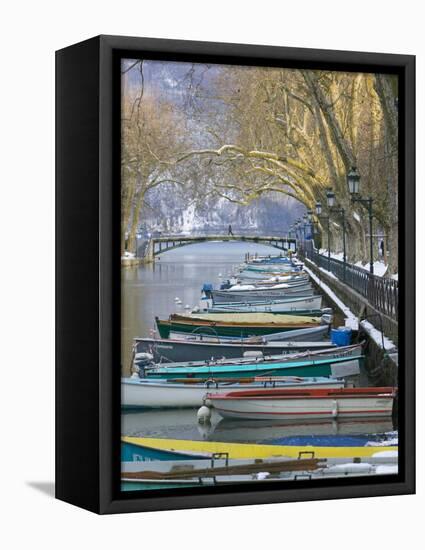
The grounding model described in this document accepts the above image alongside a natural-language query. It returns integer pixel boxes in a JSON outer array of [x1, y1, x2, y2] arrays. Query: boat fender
[[197, 405, 212, 424], [321, 314, 333, 325], [331, 399, 338, 419]]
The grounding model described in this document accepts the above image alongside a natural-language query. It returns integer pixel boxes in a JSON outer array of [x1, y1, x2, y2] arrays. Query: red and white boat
[[207, 387, 396, 420]]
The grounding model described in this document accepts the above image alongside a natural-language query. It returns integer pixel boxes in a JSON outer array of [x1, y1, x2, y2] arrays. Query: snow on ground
[[303, 259, 397, 351], [318, 267, 337, 279], [319, 249, 344, 262], [316, 248, 393, 278], [303, 262, 359, 330], [354, 260, 388, 277], [359, 319, 397, 351]]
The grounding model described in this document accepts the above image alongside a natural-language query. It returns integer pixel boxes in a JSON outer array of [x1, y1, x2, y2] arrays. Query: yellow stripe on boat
[[187, 312, 321, 324], [122, 437, 397, 459]]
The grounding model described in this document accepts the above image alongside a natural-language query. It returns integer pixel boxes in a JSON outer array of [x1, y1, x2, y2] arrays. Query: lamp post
[[306, 210, 313, 248], [296, 219, 303, 250], [294, 220, 299, 250], [315, 201, 331, 271], [135, 231, 143, 259], [347, 166, 374, 275], [326, 189, 347, 282], [303, 214, 309, 244]]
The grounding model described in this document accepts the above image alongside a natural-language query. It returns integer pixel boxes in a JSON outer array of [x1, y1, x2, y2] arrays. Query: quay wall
[[303, 257, 398, 387]]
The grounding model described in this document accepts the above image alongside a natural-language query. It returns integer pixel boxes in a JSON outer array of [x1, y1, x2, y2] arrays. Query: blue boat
[[144, 354, 363, 380], [121, 439, 211, 462]]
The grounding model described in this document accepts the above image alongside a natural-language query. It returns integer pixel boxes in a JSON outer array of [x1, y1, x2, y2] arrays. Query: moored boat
[[211, 287, 314, 303], [207, 387, 396, 420], [134, 328, 333, 362], [238, 269, 304, 280], [121, 436, 398, 460], [206, 294, 323, 313], [121, 453, 397, 490], [121, 439, 211, 462], [121, 376, 345, 409], [155, 312, 324, 339], [243, 263, 300, 272], [143, 354, 363, 380]]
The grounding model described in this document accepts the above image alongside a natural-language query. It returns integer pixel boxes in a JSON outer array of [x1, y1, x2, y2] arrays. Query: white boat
[[121, 376, 345, 409], [211, 287, 314, 303], [209, 295, 323, 312], [239, 270, 303, 280], [208, 387, 396, 420]]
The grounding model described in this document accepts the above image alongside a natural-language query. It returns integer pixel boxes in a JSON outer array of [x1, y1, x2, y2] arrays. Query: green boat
[[155, 312, 323, 339], [144, 354, 363, 380]]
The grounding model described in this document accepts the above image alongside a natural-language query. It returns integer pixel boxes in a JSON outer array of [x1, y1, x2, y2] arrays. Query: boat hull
[[211, 395, 394, 420], [155, 313, 322, 339], [135, 330, 333, 362], [239, 270, 303, 280], [121, 441, 210, 462], [122, 436, 397, 460], [212, 288, 314, 303], [144, 355, 363, 380], [209, 388, 395, 420], [121, 377, 345, 409], [209, 295, 323, 312]]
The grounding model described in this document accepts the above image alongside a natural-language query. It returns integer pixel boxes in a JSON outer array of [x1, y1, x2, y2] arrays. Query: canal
[[121, 241, 397, 444]]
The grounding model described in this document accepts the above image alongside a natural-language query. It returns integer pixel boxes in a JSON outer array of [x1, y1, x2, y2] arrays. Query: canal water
[[121, 241, 396, 445], [121, 241, 280, 372]]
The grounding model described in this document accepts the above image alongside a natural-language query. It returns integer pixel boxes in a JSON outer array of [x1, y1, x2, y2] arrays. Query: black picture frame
[[56, 35, 415, 514]]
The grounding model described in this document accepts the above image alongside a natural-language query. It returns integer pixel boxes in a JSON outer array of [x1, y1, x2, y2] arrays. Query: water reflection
[[121, 408, 395, 445]]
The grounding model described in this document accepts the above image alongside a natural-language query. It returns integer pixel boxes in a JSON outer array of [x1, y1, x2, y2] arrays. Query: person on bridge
[[228, 224, 234, 236]]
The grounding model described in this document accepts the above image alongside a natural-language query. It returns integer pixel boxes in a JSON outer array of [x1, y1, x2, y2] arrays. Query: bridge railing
[[299, 241, 398, 321]]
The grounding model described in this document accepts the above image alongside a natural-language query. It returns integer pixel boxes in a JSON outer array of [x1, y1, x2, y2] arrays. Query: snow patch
[[303, 258, 397, 352], [354, 260, 388, 277], [359, 320, 397, 352], [302, 263, 359, 330], [319, 249, 344, 262]]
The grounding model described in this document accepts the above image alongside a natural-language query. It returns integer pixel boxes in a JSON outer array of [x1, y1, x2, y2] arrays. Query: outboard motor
[[320, 313, 334, 325], [202, 282, 214, 298], [133, 352, 154, 377], [220, 280, 232, 290]]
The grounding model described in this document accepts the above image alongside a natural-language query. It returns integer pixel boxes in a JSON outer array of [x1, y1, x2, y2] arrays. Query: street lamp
[[306, 210, 313, 245], [326, 189, 336, 208], [327, 188, 347, 282], [302, 214, 309, 243], [347, 166, 374, 274], [315, 201, 331, 271], [135, 231, 143, 259], [294, 220, 299, 248], [347, 166, 361, 194]]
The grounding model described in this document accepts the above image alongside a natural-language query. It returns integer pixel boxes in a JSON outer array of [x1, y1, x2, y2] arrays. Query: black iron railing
[[300, 241, 398, 321]]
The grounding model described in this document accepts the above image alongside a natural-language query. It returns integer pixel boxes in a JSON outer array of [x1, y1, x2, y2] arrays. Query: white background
[[0, 1, 422, 548]]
